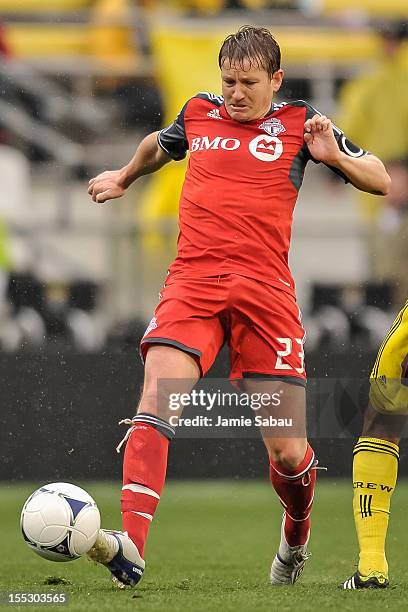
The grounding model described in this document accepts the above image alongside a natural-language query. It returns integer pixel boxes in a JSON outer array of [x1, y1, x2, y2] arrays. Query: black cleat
[[341, 571, 389, 589]]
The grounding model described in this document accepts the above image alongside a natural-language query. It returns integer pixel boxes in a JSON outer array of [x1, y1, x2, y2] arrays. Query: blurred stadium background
[[0, 0, 408, 483]]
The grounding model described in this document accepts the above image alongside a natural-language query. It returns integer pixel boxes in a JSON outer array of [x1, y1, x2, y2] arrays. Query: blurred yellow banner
[[139, 27, 225, 230]]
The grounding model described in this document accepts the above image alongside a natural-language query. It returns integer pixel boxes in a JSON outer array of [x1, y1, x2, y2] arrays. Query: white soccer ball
[[20, 482, 100, 562]]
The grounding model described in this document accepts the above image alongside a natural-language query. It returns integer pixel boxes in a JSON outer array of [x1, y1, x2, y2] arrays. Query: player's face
[[221, 58, 283, 122]]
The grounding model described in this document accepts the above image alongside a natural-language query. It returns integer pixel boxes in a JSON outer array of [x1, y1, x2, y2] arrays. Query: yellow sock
[[352, 437, 399, 578]]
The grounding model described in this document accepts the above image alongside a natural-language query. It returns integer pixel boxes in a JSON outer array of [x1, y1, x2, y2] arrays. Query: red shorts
[[140, 273, 306, 383]]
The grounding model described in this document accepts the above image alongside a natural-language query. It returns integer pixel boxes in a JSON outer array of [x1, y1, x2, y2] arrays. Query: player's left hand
[[304, 114, 340, 165]]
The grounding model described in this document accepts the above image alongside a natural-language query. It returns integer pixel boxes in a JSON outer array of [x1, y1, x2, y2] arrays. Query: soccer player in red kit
[[87, 26, 390, 588]]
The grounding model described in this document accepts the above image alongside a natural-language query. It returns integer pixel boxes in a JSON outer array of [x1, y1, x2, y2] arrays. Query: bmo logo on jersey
[[190, 134, 283, 162], [249, 135, 283, 162], [190, 136, 240, 152]]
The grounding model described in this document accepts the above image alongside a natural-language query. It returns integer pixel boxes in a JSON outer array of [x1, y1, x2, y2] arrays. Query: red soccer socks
[[121, 413, 175, 557], [269, 444, 316, 547]]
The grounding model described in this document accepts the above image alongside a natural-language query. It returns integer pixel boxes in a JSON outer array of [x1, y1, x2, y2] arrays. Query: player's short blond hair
[[218, 25, 281, 80]]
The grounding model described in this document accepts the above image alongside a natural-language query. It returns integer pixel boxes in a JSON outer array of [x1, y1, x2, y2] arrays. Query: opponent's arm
[[88, 131, 171, 203], [304, 114, 391, 196]]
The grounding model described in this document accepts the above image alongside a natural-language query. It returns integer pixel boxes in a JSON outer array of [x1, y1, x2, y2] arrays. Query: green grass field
[[0, 480, 407, 611]]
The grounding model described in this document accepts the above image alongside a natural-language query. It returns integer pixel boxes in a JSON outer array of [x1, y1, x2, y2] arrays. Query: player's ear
[[271, 69, 284, 92]]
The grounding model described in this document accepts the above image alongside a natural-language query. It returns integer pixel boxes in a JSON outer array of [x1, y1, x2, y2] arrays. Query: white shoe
[[87, 529, 145, 588], [270, 514, 310, 585]]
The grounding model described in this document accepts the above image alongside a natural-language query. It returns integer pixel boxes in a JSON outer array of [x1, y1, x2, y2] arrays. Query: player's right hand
[[88, 170, 126, 203]]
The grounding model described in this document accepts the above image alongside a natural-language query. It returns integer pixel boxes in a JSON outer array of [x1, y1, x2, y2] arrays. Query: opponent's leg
[[342, 403, 401, 589], [348, 429, 398, 587], [88, 345, 200, 587], [342, 301, 408, 589]]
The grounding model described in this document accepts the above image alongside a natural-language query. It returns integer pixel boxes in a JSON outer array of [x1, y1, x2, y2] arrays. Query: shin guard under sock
[[121, 413, 175, 557], [269, 444, 316, 546]]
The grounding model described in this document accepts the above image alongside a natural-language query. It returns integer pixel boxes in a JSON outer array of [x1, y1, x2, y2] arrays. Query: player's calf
[[269, 444, 320, 585], [120, 413, 175, 557], [269, 444, 316, 548], [352, 437, 398, 580]]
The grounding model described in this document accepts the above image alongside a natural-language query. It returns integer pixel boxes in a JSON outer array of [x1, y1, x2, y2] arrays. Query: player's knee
[[269, 443, 305, 470]]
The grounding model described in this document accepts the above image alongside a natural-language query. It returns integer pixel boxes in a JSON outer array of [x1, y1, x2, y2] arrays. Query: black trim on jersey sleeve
[[288, 145, 310, 192], [196, 91, 224, 106], [157, 93, 224, 161], [157, 101, 189, 161], [292, 100, 367, 183]]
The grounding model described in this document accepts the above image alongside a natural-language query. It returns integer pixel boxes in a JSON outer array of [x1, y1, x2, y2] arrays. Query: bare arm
[[88, 131, 171, 203], [324, 152, 390, 195], [304, 114, 391, 196]]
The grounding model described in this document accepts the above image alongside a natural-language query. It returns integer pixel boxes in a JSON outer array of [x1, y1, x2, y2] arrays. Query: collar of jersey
[[220, 102, 277, 124]]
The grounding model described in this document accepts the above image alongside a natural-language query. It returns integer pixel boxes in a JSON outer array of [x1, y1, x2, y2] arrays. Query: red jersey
[[157, 93, 365, 297]]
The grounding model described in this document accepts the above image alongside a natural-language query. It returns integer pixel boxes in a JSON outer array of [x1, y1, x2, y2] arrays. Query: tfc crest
[[259, 118, 286, 136]]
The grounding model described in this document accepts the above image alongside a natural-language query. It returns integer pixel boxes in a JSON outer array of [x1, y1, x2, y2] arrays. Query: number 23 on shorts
[[275, 337, 305, 374]]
